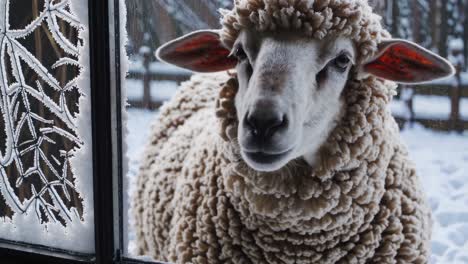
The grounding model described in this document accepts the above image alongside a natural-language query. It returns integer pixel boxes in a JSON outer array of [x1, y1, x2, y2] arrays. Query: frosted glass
[[0, 0, 94, 253]]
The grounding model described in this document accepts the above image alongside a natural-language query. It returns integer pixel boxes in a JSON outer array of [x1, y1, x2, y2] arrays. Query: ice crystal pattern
[[0, 0, 85, 225], [158, 0, 232, 32]]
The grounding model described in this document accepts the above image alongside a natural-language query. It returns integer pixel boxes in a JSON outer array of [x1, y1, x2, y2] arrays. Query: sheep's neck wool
[[133, 72, 430, 263], [214, 74, 428, 263]]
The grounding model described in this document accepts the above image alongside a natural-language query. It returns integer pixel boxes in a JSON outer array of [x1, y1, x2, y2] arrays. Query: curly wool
[[219, 0, 390, 64], [133, 0, 431, 263]]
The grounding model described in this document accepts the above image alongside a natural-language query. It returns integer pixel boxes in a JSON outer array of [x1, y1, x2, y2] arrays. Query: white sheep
[[132, 0, 454, 263]]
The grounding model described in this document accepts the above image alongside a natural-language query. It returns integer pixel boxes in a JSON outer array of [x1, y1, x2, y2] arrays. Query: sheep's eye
[[333, 54, 350, 71], [234, 46, 247, 61]]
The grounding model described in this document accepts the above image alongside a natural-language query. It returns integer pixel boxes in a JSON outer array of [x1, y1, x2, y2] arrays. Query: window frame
[[0, 0, 166, 262], [0, 0, 110, 262], [0, 0, 147, 263]]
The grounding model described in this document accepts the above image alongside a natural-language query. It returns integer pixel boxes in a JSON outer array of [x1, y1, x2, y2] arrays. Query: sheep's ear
[[156, 30, 237, 73], [362, 39, 455, 84]]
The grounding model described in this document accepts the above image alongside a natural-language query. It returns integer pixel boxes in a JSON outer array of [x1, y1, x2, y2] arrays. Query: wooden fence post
[[450, 65, 462, 132], [141, 47, 152, 109]]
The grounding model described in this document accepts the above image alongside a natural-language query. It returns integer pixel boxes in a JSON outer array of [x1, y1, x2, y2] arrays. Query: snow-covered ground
[[400, 125, 468, 263], [125, 107, 468, 263]]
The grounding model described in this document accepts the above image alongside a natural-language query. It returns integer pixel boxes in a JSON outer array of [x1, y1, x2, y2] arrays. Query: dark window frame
[[0, 0, 161, 263]]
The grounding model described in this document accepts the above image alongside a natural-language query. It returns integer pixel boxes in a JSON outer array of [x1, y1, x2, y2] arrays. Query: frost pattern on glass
[[157, 0, 232, 32], [0, 0, 85, 226]]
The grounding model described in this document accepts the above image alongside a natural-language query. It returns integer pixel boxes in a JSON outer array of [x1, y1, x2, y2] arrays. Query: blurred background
[[124, 1, 468, 263], [125, 0, 468, 131]]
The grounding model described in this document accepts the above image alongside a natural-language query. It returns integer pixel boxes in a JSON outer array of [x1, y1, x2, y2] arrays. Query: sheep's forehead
[[221, 0, 389, 64], [249, 33, 356, 67]]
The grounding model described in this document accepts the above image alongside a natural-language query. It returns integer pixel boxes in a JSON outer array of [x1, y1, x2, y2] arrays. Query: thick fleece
[[219, 0, 390, 64], [133, 0, 431, 263]]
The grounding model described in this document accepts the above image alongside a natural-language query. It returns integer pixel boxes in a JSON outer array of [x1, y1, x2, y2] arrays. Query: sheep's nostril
[[273, 114, 287, 129], [268, 115, 284, 132], [244, 111, 257, 134], [245, 112, 286, 139]]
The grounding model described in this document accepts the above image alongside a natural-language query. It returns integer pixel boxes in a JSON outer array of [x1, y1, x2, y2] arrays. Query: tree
[[462, 0, 468, 70]]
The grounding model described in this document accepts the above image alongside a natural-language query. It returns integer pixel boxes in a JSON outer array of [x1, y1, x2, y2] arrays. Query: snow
[[125, 108, 158, 257], [125, 110, 156, 180], [126, 79, 179, 102], [138, 46, 151, 55], [390, 95, 468, 120], [449, 39, 464, 51], [400, 125, 468, 264], [125, 106, 468, 263], [431, 72, 468, 86], [129, 60, 192, 76]]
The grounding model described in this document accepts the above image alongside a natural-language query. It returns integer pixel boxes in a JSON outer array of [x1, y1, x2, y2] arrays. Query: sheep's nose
[[245, 110, 287, 139]]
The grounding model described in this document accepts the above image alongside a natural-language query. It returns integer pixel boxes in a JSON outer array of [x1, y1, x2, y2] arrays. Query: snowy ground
[[125, 107, 468, 263]]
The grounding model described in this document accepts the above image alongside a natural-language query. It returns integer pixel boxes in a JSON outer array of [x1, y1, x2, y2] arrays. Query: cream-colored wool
[[133, 0, 431, 263], [219, 0, 390, 64]]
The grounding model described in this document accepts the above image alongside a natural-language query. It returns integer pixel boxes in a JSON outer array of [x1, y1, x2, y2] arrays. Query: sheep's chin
[[240, 149, 292, 172]]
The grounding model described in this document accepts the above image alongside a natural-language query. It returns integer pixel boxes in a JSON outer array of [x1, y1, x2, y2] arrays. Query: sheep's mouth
[[243, 149, 292, 165]]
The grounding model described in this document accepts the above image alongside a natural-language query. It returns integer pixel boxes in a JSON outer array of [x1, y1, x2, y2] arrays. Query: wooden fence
[[126, 56, 468, 132], [127, 51, 192, 109], [394, 69, 468, 132]]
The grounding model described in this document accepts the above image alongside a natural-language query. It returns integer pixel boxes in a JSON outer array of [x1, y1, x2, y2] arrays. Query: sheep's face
[[232, 30, 355, 171], [156, 29, 454, 172]]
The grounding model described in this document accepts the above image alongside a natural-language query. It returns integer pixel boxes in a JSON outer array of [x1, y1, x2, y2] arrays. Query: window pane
[[123, 0, 232, 260], [0, 0, 94, 253], [123, 1, 468, 263]]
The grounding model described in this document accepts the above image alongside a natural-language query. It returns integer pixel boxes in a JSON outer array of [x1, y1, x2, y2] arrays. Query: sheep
[[132, 0, 454, 263]]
